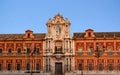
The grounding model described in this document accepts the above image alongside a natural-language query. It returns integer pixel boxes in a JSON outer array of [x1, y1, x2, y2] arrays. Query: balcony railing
[[54, 51, 63, 54]]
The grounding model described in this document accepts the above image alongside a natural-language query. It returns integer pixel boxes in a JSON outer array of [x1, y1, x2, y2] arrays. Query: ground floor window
[[109, 64, 113, 71], [0, 64, 2, 71], [88, 64, 92, 71], [119, 64, 120, 71], [26, 63, 30, 70], [99, 64, 103, 71], [8, 64, 11, 71], [36, 63, 40, 70], [78, 64, 82, 70], [17, 64, 20, 71]]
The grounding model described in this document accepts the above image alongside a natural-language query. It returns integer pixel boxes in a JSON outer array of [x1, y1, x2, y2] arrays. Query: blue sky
[[0, 0, 120, 34]]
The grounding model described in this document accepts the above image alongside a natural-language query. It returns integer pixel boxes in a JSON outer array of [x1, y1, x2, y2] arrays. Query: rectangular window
[[17, 48, 21, 55], [0, 49, 2, 55], [26, 48, 30, 55], [36, 48, 40, 55], [8, 48, 12, 56], [8, 64, 11, 71], [119, 64, 120, 71], [99, 64, 103, 71], [17, 64, 20, 71], [89, 64, 92, 71], [78, 64, 82, 70], [0, 64, 2, 71], [26, 63, 30, 70], [36, 63, 40, 70], [109, 64, 113, 71]]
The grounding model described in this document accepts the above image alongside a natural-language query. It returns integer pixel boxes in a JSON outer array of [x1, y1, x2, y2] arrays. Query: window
[[54, 46, 62, 54], [17, 48, 21, 55], [26, 63, 30, 70], [0, 49, 2, 55], [107, 47, 113, 55], [0, 64, 1, 71], [36, 48, 40, 55], [89, 64, 93, 71], [28, 33, 30, 38], [8, 48, 12, 56], [56, 26, 60, 34], [118, 64, 120, 71], [78, 47, 83, 55], [99, 64, 103, 71], [8, 64, 11, 71], [26, 48, 30, 55], [17, 64, 20, 71], [88, 32, 91, 37], [88, 47, 93, 55], [118, 47, 120, 55], [78, 64, 82, 70], [36, 63, 40, 70], [109, 64, 113, 71]]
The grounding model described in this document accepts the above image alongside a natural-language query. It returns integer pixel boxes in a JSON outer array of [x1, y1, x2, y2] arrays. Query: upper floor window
[[88, 32, 91, 37], [78, 47, 83, 55], [118, 47, 120, 55], [8, 48, 12, 56], [17, 48, 21, 55], [54, 46, 62, 54], [88, 47, 93, 55], [107, 46, 113, 55], [0, 48, 2, 55], [28, 33, 30, 38], [56, 26, 61, 34], [26, 48, 30, 55], [36, 48, 40, 55]]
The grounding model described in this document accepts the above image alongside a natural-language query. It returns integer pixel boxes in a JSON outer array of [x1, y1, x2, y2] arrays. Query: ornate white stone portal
[[44, 13, 74, 75]]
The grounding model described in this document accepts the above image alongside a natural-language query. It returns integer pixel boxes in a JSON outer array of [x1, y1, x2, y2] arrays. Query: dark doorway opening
[[55, 62, 62, 75]]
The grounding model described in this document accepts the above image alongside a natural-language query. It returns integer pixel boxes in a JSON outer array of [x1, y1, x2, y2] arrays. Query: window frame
[[16, 63, 20, 71]]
